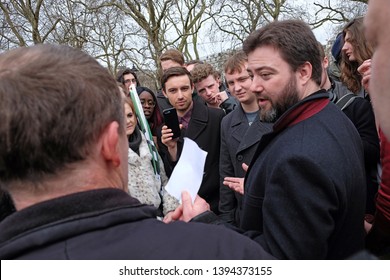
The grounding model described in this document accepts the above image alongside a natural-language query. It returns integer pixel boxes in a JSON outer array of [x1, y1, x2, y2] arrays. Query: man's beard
[[260, 75, 299, 123]]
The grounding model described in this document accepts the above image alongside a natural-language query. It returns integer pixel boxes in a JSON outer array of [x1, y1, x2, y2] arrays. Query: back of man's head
[[224, 51, 248, 75], [191, 63, 219, 84], [0, 44, 124, 187], [243, 19, 322, 86]]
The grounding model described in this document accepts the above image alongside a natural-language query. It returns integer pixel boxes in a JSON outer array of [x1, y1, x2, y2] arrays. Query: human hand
[[163, 204, 183, 223], [163, 211, 177, 223], [181, 192, 210, 221], [223, 176, 244, 195], [214, 91, 229, 105], [166, 191, 210, 222], [161, 125, 178, 149], [358, 59, 372, 92]]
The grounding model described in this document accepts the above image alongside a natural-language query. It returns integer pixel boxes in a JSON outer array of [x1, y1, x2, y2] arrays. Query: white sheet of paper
[[165, 137, 208, 203]]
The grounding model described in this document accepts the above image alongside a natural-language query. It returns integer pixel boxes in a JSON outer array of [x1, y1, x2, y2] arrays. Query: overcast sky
[[196, 1, 338, 59]]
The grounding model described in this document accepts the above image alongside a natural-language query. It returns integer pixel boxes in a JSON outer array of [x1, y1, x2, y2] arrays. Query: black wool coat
[[157, 100, 225, 213], [219, 105, 272, 226], [242, 92, 366, 259]]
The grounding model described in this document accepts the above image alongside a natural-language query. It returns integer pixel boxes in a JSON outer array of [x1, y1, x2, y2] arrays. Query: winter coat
[[0, 189, 274, 260], [219, 105, 272, 226], [128, 133, 179, 216], [157, 101, 225, 213], [328, 79, 380, 214], [242, 91, 366, 259]]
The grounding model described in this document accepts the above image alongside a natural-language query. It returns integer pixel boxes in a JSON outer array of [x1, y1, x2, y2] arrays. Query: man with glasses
[[117, 68, 140, 93]]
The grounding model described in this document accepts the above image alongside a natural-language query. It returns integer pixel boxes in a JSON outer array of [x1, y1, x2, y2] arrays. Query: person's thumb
[[181, 191, 193, 207]]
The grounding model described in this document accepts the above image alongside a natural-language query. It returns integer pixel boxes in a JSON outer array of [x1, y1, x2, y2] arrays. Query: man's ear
[[297, 61, 313, 86], [323, 56, 329, 69], [101, 121, 121, 167]]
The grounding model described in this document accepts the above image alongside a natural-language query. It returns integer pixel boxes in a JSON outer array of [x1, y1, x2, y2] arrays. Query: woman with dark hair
[[117, 68, 140, 92], [136, 86, 163, 143]]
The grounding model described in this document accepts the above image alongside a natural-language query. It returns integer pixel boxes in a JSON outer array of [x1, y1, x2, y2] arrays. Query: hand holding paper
[[164, 191, 210, 223]]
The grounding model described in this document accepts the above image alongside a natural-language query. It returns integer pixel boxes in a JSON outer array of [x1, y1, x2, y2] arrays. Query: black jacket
[[158, 101, 225, 213], [241, 92, 366, 259], [219, 105, 272, 226], [192, 92, 366, 260], [328, 79, 380, 214], [0, 189, 273, 260]]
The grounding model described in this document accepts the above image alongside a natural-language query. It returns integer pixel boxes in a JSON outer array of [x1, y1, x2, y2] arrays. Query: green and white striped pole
[[129, 84, 161, 179]]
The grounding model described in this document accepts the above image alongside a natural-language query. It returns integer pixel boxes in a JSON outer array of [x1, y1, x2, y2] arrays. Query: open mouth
[[258, 98, 269, 107]]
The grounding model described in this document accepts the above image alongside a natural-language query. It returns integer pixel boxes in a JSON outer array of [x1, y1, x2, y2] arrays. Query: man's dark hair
[[161, 67, 192, 91], [116, 68, 140, 87], [243, 20, 322, 85]]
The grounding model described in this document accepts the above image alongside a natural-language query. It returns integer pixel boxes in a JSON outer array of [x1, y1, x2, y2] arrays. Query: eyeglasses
[[140, 100, 156, 107], [124, 79, 137, 84]]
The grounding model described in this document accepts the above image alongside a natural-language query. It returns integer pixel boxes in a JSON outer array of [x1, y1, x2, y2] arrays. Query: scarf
[[128, 126, 142, 155]]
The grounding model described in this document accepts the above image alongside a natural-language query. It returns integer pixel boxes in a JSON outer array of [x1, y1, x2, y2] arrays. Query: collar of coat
[[0, 189, 156, 245], [273, 89, 329, 132]]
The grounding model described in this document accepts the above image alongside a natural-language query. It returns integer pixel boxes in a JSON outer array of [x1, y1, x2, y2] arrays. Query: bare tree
[[312, 0, 368, 30], [206, 0, 309, 53], [208, 0, 265, 51], [0, 0, 369, 89], [62, 1, 141, 76], [0, 0, 61, 47], [87, 0, 217, 88], [49, 0, 92, 49]]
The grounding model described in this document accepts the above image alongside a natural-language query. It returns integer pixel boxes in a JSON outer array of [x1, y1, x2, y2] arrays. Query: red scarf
[[274, 98, 329, 132]]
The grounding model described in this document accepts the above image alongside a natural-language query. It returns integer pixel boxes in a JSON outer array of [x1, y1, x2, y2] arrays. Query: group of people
[[0, 0, 389, 260]]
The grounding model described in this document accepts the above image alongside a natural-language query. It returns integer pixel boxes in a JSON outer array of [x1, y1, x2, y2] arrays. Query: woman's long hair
[[340, 17, 373, 93]]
